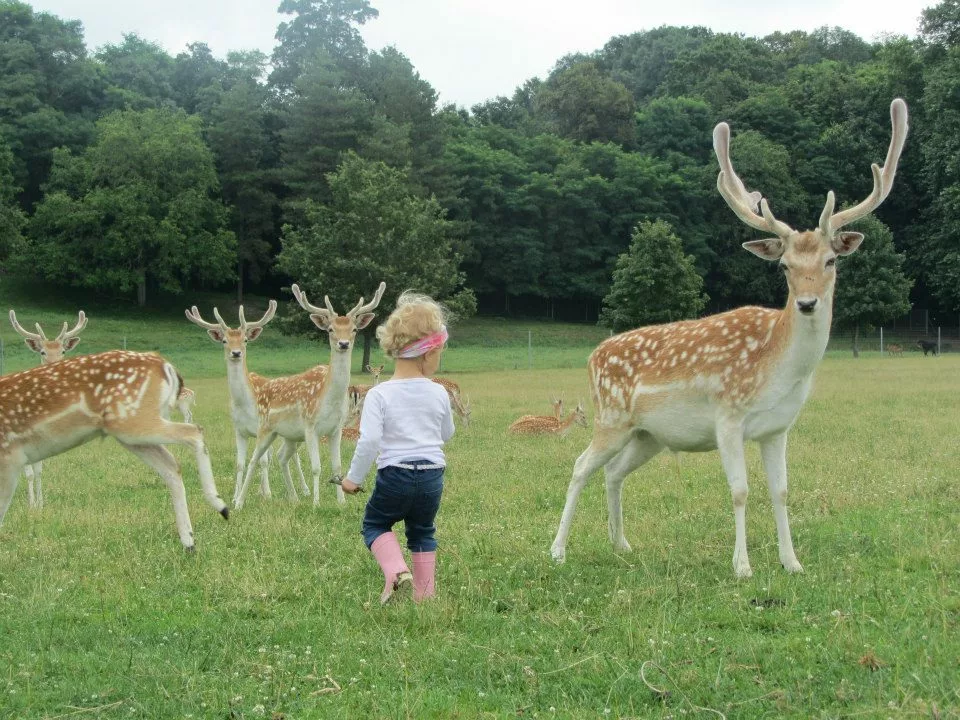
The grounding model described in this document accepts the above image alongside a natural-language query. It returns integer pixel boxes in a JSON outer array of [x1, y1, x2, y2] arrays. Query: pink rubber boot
[[412, 551, 436, 602], [370, 532, 412, 605]]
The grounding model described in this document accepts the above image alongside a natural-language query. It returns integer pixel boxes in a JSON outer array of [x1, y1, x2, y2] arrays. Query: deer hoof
[[220, 507, 230, 520]]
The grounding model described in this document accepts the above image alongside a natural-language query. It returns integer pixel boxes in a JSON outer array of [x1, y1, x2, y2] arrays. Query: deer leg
[[0, 461, 22, 527], [293, 447, 310, 497], [551, 429, 633, 563], [120, 442, 196, 549], [234, 430, 248, 505], [259, 446, 272, 499], [716, 416, 752, 578], [327, 427, 346, 505], [236, 430, 276, 510], [304, 430, 323, 508], [603, 432, 663, 554], [760, 432, 803, 573], [24, 463, 36, 508], [276, 440, 300, 503], [33, 462, 42, 508]]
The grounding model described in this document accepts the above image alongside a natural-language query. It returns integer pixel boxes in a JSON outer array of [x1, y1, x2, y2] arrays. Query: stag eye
[[825, 257, 836, 268]]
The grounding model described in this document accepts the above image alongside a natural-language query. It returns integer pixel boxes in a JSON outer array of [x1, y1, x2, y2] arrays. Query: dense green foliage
[[600, 220, 706, 331], [0, 0, 958, 326]]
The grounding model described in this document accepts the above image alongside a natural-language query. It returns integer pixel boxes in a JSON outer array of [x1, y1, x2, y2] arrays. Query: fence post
[[938, 326, 941, 356], [123, 337, 127, 350], [528, 330, 532, 370], [880, 327, 884, 356], [0, 336, 4, 375]]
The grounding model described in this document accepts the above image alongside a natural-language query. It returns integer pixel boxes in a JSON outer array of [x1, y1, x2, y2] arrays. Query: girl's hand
[[341, 478, 362, 494]]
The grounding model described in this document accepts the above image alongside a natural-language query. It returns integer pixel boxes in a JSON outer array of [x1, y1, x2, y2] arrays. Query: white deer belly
[[639, 396, 719, 452]]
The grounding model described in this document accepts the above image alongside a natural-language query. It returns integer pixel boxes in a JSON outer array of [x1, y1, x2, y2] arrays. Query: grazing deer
[[234, 282, 386, 508], [8, 309, 88, 508], [509, 401, 588, 436], [0, 351, 229, 549], [886, 343, 904, 357], [551, 98, 908, 578], [185, 301, 309, 504], [432, 377, 472, 427]]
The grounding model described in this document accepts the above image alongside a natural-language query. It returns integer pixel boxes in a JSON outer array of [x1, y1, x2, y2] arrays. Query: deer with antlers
[[8, 309, 88, 508], [551, 99, 908, 578], [432, 377, 472, 427], [509, 401, 588, 436], [232, 282, 386, 509], [0, 350, 229, 549], [184, 300, 310, 504]]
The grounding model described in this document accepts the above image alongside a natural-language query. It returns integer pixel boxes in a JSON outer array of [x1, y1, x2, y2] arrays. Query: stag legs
[[121, 443, 196, 549], [716, 416, 752, 578], [760, 432, 803, 573], [24, 462, 43, 508], [235, 430, 277, 510], [551, 429, 633, 563], [0, 462, 22, 528], [603, 432, 664, 553], [275, 440, 302, 502]]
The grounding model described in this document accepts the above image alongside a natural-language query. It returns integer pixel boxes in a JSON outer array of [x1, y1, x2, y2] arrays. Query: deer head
[[291, 282, 386, 355], [184, 301, 277, 363], [9, 309, 87, 363], [714, 98, 908, 318]]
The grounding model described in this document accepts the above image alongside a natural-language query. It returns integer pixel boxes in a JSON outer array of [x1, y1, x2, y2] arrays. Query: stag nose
[[231, 350, 242, 359], [338, 340, 350, 350], [796, 298, 818, 315]]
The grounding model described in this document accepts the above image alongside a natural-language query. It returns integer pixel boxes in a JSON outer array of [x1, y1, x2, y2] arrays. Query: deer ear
[[310, 314, 333, 331], [832, 231, 864, 256], [246, 327, 264, 342], [206, 328, 225, 343], [355, 313, 375, 330], [24, 337, 43, 353], [742, 238, 784, 261], [63, 337, 81, 352]]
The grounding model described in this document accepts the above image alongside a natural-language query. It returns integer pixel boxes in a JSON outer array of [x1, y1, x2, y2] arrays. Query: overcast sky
[[29, 0, 936, 108]]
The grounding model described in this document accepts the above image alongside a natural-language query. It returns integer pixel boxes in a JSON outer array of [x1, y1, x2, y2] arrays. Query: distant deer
[[551, 98, 908, 578], [233, 282, 386, 508], [349, 364, 384, 402], [176, 387, 196, 422], [886, 343, 903, 357], [8, 309, 87, 508], [185, 301, 309, 504], [432, 377, 472, 427], [509, 402, 588, 437], [0, 351, 229, 549]]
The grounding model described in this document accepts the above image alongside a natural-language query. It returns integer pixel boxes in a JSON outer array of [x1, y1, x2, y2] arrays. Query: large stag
[[0, 351, 228, 549], [8, 309, 87, 508], [551, 99, 908, 577], [233, 282, 386, 508], [184, 301, 309, 504]]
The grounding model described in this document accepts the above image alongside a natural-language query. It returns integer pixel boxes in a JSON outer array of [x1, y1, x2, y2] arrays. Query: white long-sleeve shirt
[[346, 377, 455, 485]]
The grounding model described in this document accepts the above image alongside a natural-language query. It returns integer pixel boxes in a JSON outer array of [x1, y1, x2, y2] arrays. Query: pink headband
[[397, 326, 448, 358]]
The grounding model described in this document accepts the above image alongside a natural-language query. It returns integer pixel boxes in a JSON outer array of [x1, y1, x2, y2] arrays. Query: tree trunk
[[137, 272, 146, 308], [362, 331, 373, 373], [852, 322, 860, 358], [505, 291, 511, 315], [237, 258, 244, 304]]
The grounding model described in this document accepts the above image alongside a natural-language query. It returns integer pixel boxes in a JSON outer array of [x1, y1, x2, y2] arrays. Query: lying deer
[[509, 402, 588, 437]]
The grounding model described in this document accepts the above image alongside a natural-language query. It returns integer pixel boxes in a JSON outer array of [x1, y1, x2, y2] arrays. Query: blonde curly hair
[[377, 291, 449, 358]]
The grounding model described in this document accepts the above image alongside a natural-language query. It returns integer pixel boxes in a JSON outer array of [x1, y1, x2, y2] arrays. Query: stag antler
[[238, 300, 278, 331], [347, 282, 387, 319], [185, 306, 228, 332], [824, 98, 909, 233], [56, 311, 87, 342], [713, 122, 794, 238], [9, 310, 43, 342]]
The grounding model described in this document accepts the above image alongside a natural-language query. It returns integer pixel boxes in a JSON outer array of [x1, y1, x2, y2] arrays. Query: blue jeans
[[362, 461, 445, 552]]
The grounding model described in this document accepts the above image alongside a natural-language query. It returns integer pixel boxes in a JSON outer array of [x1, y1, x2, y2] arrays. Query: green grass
[[0, 287, 958, 718]]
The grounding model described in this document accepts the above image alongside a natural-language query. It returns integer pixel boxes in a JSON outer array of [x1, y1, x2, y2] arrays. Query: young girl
[[341, 292, 455, 604]]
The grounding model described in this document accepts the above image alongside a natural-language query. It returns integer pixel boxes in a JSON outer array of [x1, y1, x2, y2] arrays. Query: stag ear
[[206, 328, 225, 343], [63, 337, 81, 352], [355, 313, 375, 330], [310, 314, 333, 331], [831, 231, 864, 256], [246, 326, 264, 342], [742, 238, 785, 261], [24, 337, 44, 353]]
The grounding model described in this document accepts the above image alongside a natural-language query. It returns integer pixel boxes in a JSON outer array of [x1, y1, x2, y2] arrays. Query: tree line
[[2, 0, 959, 337]]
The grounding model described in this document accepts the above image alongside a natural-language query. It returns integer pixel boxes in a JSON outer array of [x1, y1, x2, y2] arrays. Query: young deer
[[185, 301, 309, 504], [349, 364, 384, 402], [0, 351, 228, 549], [8, 309, 88, 509], [509, 401, 588, 437], [551, 98, 908, 578], [886, 343, 904, 357], [234, 282, 386, 508], [432, 377, 472, 427]]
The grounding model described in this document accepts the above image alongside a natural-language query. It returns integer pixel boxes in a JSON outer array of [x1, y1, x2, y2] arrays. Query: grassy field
[[1, 289, 959, 718]]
